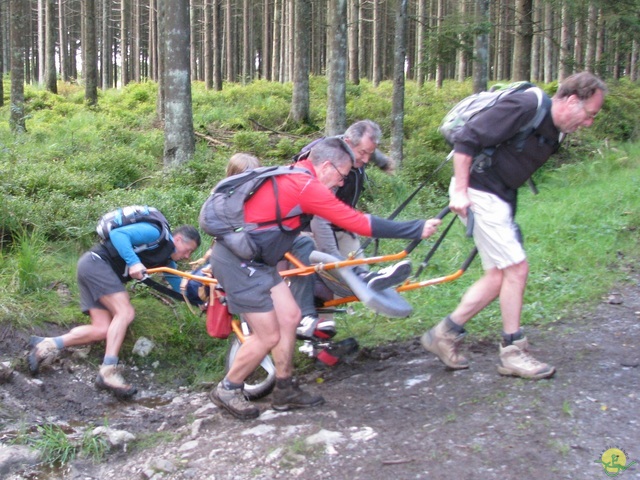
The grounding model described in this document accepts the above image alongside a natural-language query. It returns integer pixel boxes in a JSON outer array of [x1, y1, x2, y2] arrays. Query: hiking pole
[[414, 208, 475, 278], [363, 152, 453, 255]]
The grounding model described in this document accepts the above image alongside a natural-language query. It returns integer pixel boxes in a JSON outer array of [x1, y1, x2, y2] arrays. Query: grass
[[0, 78, 639, 389], [24, 423, 110, 467]]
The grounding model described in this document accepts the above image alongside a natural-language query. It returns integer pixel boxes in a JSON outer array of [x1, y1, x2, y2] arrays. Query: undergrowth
[[0, 77, 639, 387]]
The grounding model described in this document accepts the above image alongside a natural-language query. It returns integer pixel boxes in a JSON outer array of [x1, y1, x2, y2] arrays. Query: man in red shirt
[[207, 137, 441, 420]]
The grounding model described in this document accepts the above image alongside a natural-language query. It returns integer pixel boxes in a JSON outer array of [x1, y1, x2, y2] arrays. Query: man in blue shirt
[[28, 218, 200, 399]]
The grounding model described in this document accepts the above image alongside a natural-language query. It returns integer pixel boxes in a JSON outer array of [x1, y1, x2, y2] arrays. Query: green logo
[[595, 447, 638, 477]]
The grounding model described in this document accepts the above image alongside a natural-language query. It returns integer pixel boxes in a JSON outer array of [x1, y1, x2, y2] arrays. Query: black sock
[[501, 329, 524, 346], [444, 316, 465, 334]]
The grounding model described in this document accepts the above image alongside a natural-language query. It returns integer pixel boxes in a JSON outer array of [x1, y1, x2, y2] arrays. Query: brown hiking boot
[[272, 378, 325, 412], [27, 337, 59, 375], [497, 338, 555, 380], [420, 320, 469, 369], [209, 382, 260, 420], [95, 365, 138, 399]]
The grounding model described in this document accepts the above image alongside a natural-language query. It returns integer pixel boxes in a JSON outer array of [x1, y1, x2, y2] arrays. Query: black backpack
[[199, 165, 311, 260], [96, 206, 171, 253]]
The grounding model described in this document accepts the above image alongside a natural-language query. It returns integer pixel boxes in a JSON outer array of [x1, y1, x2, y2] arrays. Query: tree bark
[[543, 0, 554, 83], [348, 0, 359, 84], [38, 0, 45, 84], [289, 0, 311, 124], [271, 0, 281, 82], [372, 0, 382, 86], [163, 0, 195, 166], [242, 0, 252, 84], [10, 0, 27, 132], [262, 0, 271, 80], [103, 0, 114, 87], [225, 0, 234, 82], [473, 0, 489, 93], [84, 0, 98, 106], [390, 0, 407, 166], [416, 0, 427, 86], [46, 0, 58, 93], [213, 0, 222, 90], [512, 0, 533, 81], [326, 0, 347, 136], [558, 1, 571, 81], [121, 0, 130, 86]]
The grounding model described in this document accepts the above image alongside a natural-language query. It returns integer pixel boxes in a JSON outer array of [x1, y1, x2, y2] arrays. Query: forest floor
[[1, 272, 640, 480]]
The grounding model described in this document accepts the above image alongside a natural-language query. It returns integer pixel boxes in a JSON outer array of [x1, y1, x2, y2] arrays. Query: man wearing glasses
[[421, 72, 606, 380], [205, 137, 442, 420]]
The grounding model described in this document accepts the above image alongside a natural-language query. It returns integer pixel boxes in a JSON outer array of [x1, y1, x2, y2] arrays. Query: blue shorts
[[210, 242, 283, 314]]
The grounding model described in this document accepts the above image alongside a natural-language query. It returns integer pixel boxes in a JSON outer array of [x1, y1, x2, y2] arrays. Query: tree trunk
[[473, 0, 489, 93], [121, 0, 130, 86], [543, 0, 553, 83], [163, 0, 194, 166], [558, 1, 571, 81], [434, 0, 443, 88], [133, 0, 141, 81], [456, 0, 466, 82], [585, 2, 597, 72], [103, 0, 114, 87], [58, 0, 69, 82], [372, 0, 382, 86], [415, 0, 426, 86], [84, 0, 98, 106], [358, 0, 367, 80], [242, 0, 251, 84], [271, 0, 281, 82], [530, 0, 541, 81], [289, 0, 311, 124], [390, 0, 407, 166], [10, 0, 27, 132], [213, 0, 222, 90], [156, 0, 166, 119], [203, 0, 212, 88], [45, 0, 57, 93], [262, 0, 271, 80], [512, 0, 533, 81], [225, 0, 234, 82], [326, 0, 347, 136], [38, 0, 45, 84], [348, 0, 359, 84]]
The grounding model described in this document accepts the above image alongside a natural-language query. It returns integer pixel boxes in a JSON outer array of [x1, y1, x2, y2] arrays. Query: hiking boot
[[363, 260, 412, 292], [296, 315, 320, 340], [95, 365, 138, 399], [420, 320, 469, 369], [497, 338, 555, 380], [272, 379, 325, 412], [209, 382, 259, 420], [313, 318, 337, 339], [27, 336, 59, 375]]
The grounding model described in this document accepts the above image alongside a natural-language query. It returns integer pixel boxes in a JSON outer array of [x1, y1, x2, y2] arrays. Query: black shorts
[[210, 242, 283, 314], [77, 251, 126, 314]]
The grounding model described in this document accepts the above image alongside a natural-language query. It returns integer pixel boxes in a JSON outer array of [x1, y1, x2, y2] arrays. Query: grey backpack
[[199, 165, 311, 260]]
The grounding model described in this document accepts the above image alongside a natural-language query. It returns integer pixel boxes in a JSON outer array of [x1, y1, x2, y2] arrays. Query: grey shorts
[[77, 251, 126, 314], [210, 242, 283, 314]]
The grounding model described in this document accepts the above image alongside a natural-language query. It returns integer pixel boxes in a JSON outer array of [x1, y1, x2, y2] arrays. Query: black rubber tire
[[224, 335, 276, 400]]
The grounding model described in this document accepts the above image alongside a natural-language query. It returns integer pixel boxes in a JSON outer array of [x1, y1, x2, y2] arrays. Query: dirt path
[[1, 276, 639, 480]]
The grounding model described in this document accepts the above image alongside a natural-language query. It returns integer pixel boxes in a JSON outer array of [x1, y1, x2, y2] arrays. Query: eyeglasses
[[580, 100, 598, 120], [329, 162, 349, 182]]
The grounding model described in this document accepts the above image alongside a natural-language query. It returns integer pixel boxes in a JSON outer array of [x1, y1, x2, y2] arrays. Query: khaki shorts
[[450, 179, 526, 270], [210, 242, 283, 314]]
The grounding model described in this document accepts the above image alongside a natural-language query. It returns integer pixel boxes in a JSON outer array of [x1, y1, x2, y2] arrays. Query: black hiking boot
[[271, 378, 325, 412]]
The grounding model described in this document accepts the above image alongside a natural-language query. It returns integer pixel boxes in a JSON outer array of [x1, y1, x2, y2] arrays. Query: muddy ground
[[1, 274, 639, 480]]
